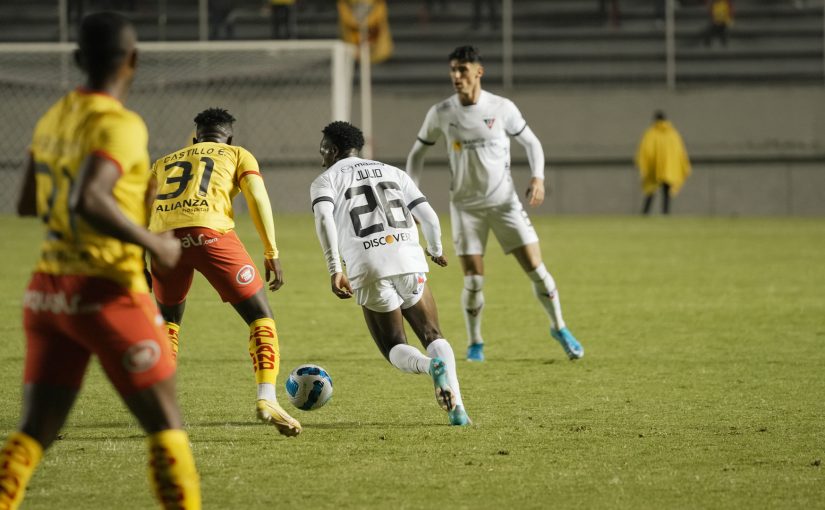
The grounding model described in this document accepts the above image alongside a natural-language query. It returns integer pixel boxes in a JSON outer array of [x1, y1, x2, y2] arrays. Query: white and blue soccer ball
[[285, 364, 333, 411]]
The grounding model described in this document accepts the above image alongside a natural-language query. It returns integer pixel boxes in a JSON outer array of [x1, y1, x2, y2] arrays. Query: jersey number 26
[[344, 181, 411, 237]]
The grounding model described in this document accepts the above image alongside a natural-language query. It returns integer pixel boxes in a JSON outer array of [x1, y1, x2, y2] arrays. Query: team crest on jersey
[[483, 118, 496, 129], [123, 340, 161, 373], [236, 264, 256, 285]]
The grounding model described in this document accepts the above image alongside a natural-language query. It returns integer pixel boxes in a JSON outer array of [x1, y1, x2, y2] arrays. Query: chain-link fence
[[0, 40, 353, 213]]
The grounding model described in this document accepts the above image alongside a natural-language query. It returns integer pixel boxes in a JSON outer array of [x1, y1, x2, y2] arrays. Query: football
[[285, 364, 334, 411]]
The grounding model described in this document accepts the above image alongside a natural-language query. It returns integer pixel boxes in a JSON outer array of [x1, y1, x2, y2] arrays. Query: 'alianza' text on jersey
[[149, 142, 260, 233]]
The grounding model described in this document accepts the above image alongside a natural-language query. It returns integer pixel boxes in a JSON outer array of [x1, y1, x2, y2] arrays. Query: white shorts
[[355, 272, 427, 313], [450, 194, 539, 256]]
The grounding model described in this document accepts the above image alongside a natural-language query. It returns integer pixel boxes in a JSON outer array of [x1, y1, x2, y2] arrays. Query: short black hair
[[77, 12, 133, 80], [653, 110, 667, 121], [194, 108, 236, 131], [448, 45, 482, 63], [322, 121, 364, 152]]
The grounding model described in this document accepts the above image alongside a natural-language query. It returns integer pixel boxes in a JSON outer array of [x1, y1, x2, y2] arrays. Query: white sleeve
[[416, 104, 442, 145], [410, 200, 442, 258], [312, 200, 342, 275], [405, 139, 430, 186], [513, 125, 546, 180]]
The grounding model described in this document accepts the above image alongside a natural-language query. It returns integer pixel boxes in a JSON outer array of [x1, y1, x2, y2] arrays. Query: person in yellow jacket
[[337, 0, 393, 63], [635, 110, 691, 215]]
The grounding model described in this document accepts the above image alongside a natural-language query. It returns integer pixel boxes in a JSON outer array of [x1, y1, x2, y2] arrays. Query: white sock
[[461, 275, 485, 345], [426, 339, 463, 407], [257, 382, 276, 401], [527, 263, 566, 330], [388, 344, 431, 374]]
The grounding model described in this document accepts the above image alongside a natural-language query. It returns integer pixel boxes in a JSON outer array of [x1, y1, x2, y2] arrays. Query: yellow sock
[[147, 429, 201, 510], [166, 322, 180, 362], [0, 432, 43, 510], [248, 318, 279, 386]]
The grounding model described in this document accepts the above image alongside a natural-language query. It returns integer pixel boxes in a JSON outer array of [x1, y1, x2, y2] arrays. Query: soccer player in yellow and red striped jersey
[[0, 12, 201, 510], [148, 108, 301, 437]]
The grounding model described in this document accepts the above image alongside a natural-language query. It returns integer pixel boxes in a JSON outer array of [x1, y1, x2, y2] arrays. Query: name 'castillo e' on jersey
[[149, 142, 259, 233], [310, 156, 429, 289], [417, 90, 528, 210], [29, 88, 152, 292]]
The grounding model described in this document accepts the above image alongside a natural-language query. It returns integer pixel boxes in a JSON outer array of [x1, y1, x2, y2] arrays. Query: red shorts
[[22, 273, 176, 397], [151, 227, 264, 305]]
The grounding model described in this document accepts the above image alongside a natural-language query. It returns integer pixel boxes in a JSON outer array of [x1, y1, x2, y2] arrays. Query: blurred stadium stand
[[1, 0, 823, 85]]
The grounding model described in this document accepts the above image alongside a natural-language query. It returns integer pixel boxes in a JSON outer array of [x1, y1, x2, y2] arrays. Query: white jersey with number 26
[[310, 156, 429, 289]]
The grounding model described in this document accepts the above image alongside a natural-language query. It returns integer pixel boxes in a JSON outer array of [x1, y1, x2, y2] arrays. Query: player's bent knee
[[464, 274, 484, 292]]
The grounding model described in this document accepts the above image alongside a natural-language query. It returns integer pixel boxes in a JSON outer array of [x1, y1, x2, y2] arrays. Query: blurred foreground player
[[2, 12, 201, 509], [148, 108, 300, 437], [311, 121, 470, 426]]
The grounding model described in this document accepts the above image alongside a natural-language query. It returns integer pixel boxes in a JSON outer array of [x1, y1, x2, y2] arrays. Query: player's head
[[320, 121, 364, 167], [75, 12, 137, 89], [448, 45, 484, 98], [653, 110, 667, 121], [193, 108, 236, 144]]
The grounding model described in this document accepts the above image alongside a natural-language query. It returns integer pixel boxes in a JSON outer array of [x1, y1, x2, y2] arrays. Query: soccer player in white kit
[[406, 45, 584, 362], [310, 121, 470, 426]]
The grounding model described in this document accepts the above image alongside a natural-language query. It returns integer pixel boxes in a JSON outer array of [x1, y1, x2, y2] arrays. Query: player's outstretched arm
[[70, 154, 181, 269], [410, 201, 447, 267], [405, 139, 431, 186], [240, 174, 284, 290], [513, 125, 547, 207]]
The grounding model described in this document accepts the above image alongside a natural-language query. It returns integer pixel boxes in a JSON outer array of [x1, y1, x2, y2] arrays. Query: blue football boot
[[429, 357, 455, 411], [551, 327, 584, 360], [448, 405, 471, 426], [466, 343, 485, 362]]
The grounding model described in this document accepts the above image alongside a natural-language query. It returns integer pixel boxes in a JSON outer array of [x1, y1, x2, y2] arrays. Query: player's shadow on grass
[[306, 422, 446, 430], [191, 420, 442, 429], [191, 421, 271, 428], [490, 358, 558, 364]]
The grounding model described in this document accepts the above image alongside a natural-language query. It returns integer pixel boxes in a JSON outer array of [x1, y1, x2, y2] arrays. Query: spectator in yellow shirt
[[704, 0, 733, 47]]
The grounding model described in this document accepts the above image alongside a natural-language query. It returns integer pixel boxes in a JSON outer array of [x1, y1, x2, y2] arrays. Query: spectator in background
[[635, 111, 692, 215], [337, 0, 394, 63], [210, 0, 234, 40], [654, 0, 666, 26], [598, 0, 621, 27], [269, 0, 297, 39], [420, 0, 449, 25], [471, 0, 497, 30], [704, 0, 733, 47]]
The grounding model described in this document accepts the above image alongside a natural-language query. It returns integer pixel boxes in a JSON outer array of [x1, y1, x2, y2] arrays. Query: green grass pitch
[[1, 214, 823, 509]]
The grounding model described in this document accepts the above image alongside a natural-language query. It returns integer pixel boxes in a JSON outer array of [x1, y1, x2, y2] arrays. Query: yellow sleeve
[[240, 172, 278, 259], [89, 111, 148, 174], [234, 147, 260, 181]]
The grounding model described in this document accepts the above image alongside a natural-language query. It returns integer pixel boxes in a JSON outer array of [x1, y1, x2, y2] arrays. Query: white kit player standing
[[310, 121, 470, 426], [405, 45, 584, 362]]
